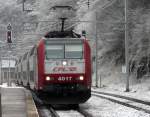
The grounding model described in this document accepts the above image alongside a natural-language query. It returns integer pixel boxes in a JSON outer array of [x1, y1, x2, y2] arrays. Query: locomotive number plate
[[58, 77, 72, 81]]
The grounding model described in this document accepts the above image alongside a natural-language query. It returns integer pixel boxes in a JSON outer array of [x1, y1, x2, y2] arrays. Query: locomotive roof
[[44, 38, 84, 44], [44, 30, 81, 38]]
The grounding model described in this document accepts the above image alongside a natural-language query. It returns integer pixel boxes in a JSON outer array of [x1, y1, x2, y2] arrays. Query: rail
[[92, 90, 150, 114]]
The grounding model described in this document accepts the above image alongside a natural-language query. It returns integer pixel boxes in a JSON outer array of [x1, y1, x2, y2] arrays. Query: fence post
[[96, 75, 98, 88], [100, 75, 102, 88]]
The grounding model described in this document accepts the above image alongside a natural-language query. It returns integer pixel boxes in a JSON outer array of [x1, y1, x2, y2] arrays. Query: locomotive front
[[38, 38, 91, 104]]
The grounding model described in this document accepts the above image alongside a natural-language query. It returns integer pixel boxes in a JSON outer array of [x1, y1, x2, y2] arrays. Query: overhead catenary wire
[[64, 0, 118, 31]]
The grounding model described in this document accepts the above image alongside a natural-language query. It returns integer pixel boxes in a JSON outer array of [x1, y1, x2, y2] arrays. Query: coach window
[[45, 45, 64, 59], [65, 44, 83, 59]]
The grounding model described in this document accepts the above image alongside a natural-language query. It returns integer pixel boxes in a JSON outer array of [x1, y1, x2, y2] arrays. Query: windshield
[[65, 45, 83, 58], [45, 45, 64, 59], [45, 44, 83, 59]]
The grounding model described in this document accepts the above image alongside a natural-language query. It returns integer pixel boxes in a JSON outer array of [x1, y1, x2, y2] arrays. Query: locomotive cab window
[[45, 45, 64, 59], [65, 44, 83, 59]]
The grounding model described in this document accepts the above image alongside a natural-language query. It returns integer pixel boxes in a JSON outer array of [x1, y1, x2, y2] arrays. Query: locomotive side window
[[45, 45, 64, 59], [65, 45, 83, 59]]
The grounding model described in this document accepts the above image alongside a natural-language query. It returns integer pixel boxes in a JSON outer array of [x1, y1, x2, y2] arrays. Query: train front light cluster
[[79, 76, 84, 81], [46, 76, 51, 81], [62, 61, 67, 66], [76, 76, 84, 81]]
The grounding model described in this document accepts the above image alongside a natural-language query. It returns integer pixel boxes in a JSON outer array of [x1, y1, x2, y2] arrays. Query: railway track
[[92, 90, 150, 114], [37, 104, 94, 117], [31, 90, 93, 117], [77, 107, 93, 117], [37, 104, 59, 117]]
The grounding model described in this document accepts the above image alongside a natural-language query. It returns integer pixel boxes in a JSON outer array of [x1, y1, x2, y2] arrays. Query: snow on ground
[[92, 77, 150, 102], [89, 75, 150, 117], [82, 95, 150, 117], [0, 82, 20, 88], [57, 110, 83, 117]]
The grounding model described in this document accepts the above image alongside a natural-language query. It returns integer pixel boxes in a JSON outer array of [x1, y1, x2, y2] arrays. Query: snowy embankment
[[82, 96, 150, 117], [88, 78, 150, 117], [93, 77, 150, 102]]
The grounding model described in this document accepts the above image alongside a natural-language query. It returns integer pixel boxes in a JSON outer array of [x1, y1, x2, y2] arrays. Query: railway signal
[[87, 0, 90, 9], [7, 24, 12, 43], [6, 24, 12, 86], [7, 31, 12, 43]]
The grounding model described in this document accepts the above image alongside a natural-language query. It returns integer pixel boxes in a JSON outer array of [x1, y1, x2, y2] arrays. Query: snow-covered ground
[[57, 110, 83, 117], [88, 77, 150, 117], [81, 95, 150, 117], [92, 77, 150, 102]]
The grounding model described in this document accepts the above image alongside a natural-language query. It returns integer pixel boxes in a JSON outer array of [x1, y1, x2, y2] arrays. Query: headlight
[[62, 61, 67, 66], [46, 76, 51, 81], [79, 76, 84, 80]]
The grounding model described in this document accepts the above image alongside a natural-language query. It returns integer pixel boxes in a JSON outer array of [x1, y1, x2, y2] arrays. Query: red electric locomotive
[[15, 30, 91, 104]]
